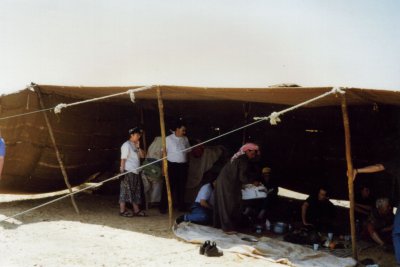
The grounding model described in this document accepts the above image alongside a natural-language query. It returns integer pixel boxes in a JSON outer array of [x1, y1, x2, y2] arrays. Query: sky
[[0, 0, 399, 94]]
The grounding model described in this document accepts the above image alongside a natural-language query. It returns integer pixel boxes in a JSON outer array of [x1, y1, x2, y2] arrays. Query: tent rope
[[0, 107, 55, 121], [0, 87, 345, 223], [255, 87, 345, 124], [53, 86, 153, 114], [0, 85, 154, 121]]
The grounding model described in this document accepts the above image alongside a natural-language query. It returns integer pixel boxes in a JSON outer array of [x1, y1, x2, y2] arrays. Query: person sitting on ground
[[364, 197, 394, 247], [175, 178, 216, 225], [353, 161, 400, 263], [242, 166, 278, 225], [301, 185, 336, 232], [255, 166, 279, 222], [355, 184, 375, 222]]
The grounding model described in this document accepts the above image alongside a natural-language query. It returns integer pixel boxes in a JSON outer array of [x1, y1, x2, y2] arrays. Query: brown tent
[[0, 84, 399, 198]]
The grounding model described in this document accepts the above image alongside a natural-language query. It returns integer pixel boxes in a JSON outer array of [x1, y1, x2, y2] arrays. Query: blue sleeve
[[0, 139, 5, 157]]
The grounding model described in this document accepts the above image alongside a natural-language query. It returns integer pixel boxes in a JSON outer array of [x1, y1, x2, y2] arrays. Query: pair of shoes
[[119, 210, 133, 217], [175, 215, 185, 225], [204, 242, 223, 257], [199, 241, 223, 257], [134, 210, 147, 217], [199, 240, 211, 255]]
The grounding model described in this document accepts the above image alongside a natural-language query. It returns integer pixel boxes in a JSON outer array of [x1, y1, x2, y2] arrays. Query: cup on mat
[[328, 232, 333, 240], [313, 243, 319, 251]]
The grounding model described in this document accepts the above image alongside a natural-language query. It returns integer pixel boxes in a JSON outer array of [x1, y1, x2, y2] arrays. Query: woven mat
[[174, 222, 357, 267]]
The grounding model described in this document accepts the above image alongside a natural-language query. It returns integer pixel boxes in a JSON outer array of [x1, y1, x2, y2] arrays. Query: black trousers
[[159, 161, 188, 212]]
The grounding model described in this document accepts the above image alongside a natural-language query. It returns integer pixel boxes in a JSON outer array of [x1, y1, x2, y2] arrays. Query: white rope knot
[[128, 89, 135, 103], [54, 103, 68, 114], [269, 111, 281, 125], [331, 87, 345, 95]]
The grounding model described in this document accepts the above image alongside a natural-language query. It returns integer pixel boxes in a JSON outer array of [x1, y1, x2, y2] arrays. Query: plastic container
[[265, 219, 271, 231], [273, 222, 288, 234], [255, 225, 263, 234]]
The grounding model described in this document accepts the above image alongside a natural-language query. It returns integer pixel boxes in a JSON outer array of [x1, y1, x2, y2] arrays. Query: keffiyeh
[[230, 143, 259, 162]]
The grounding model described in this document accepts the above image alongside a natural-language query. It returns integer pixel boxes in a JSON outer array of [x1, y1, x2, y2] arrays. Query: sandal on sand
[[134, 210, 147, 217], [119, 210, 133, 217]]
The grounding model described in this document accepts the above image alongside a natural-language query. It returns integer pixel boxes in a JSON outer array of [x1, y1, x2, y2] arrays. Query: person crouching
[[176, 178, 216, 225]]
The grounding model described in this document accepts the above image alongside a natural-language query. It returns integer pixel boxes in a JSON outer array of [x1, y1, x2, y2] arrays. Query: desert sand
[[0, 192, 396, 267], [0, 193, 284, 267]]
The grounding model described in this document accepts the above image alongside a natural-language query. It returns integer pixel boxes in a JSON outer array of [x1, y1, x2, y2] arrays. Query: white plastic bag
[[241, 184, 268, 200]]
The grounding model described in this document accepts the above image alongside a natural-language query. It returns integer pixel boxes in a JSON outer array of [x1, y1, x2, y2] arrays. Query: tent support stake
[[156, 87, 173, 227], [340, 94, 357, 260], [35, 87, 80, 214]]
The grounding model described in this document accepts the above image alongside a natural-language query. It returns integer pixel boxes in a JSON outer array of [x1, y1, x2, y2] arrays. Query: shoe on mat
[[175, 215, 185, 225], [199, 240, 211, 255], [205, 242, 223, 257]]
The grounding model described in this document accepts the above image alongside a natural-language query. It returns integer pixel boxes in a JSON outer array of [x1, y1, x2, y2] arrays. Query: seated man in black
[[252, 166, 279, 221], [355, 184, 375, 222], [301, 185, 336, 232]]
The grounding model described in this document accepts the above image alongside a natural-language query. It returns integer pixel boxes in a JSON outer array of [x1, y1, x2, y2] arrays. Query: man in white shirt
[[119, 127, 146, 217], [160, 119, 190, 213]]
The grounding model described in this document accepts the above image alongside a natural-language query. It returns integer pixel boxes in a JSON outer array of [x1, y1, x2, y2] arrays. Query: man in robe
[[213, 143, 260, 234]]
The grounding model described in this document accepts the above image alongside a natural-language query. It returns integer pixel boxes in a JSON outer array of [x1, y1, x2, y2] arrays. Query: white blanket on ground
[[173, 222, 356, 267]]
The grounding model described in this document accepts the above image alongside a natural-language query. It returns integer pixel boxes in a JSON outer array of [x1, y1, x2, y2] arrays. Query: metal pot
[[273, 222, 288, 234]]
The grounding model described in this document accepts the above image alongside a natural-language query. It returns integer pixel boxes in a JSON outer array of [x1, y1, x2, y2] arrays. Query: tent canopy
[[1, 84, 399, 196], [37, 85, 400, 107]]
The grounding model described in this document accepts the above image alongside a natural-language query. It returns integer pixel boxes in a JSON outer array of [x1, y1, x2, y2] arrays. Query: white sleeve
[[121, 143, 129, 159], [165, 136, 171, 153]]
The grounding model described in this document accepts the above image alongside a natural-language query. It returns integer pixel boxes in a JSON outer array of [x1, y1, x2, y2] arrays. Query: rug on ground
[[173, 222, 356, 267]]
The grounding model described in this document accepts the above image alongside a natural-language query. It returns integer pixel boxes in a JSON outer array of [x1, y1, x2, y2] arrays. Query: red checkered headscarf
[[231, 143, 259, 162]]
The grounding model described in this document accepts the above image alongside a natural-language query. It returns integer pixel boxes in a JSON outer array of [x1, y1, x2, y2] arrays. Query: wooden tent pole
[[156, 87, 173, 227], [140, 106, 148, 152], [340, 94, 357, 260], [242, 103, 250, 144], [35, 88, 80, 214]]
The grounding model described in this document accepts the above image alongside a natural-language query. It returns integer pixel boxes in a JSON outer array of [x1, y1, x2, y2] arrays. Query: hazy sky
[[1, 0, 399, 93]]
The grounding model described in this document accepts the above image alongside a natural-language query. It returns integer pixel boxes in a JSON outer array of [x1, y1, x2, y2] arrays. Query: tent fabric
[[37, 85, 400, 107], [185, 146, 224, 203], [186, 146, 224, 189], [1, 84, 399, 194], [142, 137, 163, 203], [0, 89, 137, 193]]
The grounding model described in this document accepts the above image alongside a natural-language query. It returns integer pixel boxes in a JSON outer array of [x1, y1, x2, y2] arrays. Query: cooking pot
[[273, 222, 289, 234]]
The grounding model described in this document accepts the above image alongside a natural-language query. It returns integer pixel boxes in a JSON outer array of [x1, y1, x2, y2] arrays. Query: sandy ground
[[0, 192, 396, 267], [0, 193, 285, 267]]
